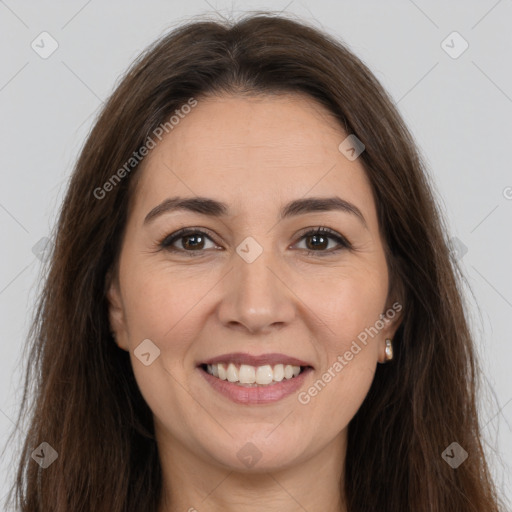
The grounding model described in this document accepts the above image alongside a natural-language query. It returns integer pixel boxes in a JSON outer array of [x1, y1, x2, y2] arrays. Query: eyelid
[[159, 226, 221, 250], [293, 226, 351, 247], [291, 226, 352, 255]]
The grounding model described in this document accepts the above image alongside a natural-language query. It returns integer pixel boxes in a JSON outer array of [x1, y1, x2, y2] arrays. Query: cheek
[[300, 263, 388, 339], [119, 267, 205, 424], [305, 361, 376, 431], [299, 279, 381, 425], [298, 265, 386, 394], [121, 263, 210, 345]]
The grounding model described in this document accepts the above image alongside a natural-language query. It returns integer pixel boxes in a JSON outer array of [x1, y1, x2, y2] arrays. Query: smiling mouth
[[199, 362, 311, 387]]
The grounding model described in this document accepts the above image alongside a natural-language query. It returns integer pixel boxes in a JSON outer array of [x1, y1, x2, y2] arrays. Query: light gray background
[[1, 0, 511, 509]]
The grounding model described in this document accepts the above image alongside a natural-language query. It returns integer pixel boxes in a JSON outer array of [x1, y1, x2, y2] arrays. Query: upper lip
[[200, 352, 313, 368]]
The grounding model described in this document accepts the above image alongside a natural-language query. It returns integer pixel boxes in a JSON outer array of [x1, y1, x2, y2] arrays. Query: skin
[[107, 93, 402, 512]]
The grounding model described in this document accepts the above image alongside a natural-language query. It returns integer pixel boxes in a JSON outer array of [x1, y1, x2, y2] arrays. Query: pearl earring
[[384, 338, 393, 362]]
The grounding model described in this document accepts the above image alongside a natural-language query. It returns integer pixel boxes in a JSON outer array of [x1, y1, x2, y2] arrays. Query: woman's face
[[108, 93, 401, 472]]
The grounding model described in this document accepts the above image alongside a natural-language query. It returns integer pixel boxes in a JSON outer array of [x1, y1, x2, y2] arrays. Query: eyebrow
[[143, 195, 367, 228]]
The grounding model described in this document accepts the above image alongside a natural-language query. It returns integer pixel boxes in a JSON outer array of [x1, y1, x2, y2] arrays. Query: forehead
[[132, 93, 376, 224]]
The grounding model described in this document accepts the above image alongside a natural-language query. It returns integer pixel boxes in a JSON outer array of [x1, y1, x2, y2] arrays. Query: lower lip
[[198, 366, 313, 405]]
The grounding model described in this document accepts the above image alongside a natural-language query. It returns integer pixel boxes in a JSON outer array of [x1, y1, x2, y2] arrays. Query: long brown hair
[[5, 11, 505, 511]]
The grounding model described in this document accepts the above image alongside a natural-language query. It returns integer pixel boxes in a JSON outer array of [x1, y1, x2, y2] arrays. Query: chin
[[203, 433, 307, 473]]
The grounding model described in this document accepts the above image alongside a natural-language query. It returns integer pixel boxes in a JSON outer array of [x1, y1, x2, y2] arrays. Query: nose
[[217, 245, 296, 335]]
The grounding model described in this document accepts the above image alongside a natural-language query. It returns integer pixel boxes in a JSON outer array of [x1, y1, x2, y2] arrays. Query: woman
[[5, 11, 504, 512]]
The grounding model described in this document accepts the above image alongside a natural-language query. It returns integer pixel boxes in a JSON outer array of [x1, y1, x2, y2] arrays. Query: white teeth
[[205, 362, 303, 385], [273, 364, 284, 382], [217, 364, 227, 380], [226, 363, 238, 382], [255, 365, 273, 385], [239, 364, 256, 384]]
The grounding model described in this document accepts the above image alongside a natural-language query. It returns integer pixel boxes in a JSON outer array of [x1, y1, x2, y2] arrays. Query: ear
[[377, 300, 403, 364], [105, 268, 129, 351]]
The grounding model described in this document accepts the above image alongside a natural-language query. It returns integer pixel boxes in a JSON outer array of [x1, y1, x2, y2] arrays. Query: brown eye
[[178, 233, 206, 250], [159, 226, 350, 257], [305, 233, 329, 251], [295, 227, 351, 256], [160, 228, 218, 254]]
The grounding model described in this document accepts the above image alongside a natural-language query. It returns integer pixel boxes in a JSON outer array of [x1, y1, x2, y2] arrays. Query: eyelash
[[158, 226, 352, 257]]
